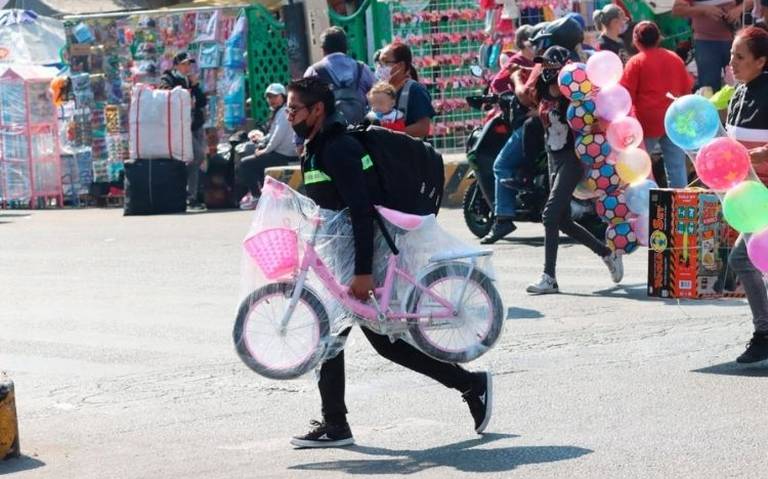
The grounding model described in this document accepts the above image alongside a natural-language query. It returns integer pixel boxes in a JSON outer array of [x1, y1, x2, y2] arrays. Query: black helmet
[[531, 17, 584, 53]]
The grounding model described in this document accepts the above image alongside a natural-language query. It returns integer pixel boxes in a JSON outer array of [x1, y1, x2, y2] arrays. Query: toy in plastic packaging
[[72, 22, 95, 44], [222, 46, 245, 70], [222, 72, 245, 130], [233, 178, 505, 380], [198, 43, 221, 69]]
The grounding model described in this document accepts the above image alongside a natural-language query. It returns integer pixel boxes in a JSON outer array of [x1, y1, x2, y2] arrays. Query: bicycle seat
[[375, 205, 428, 231]]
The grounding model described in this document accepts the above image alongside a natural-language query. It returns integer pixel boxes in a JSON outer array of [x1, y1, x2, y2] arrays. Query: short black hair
[[321, 27, 348, 55], [287, 77, 335, 116]]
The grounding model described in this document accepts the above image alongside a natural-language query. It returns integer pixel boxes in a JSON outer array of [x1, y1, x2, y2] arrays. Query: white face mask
[[619, 21, 628, 34], [375, 64, 392, 82]]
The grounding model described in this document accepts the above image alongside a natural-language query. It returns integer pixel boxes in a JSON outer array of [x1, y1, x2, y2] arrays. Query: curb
[[0, 375, 20, 460], [265, 156, 471, 208]]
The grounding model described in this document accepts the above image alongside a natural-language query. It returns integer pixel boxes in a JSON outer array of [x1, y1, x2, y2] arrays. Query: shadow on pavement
[[289, 433, 592, 475], [559, 284, 749, 307], [0, 456, 46, 474], [506, 307, 544, 320], [692, 362, 768, 377]]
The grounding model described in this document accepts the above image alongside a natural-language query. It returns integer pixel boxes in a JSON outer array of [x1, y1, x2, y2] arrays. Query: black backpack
[[348, 126, 444, 216], [315, 61, 367, 125]]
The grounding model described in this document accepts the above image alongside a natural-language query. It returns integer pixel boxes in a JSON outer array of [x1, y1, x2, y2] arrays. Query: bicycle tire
[[406, 263, 504, 363], [233, 282, 329, 380]]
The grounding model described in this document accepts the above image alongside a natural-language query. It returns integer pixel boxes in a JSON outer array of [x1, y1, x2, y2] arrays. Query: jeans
[[187, 128, 207, 202], [238, 152, 297, 196], [728, 234, 768, 333], [694, 39, 732, 91], [319, 327, 475, 420], [644, 135, 689, 189], [542, 150, 611, 278], [493, 126, 525, 217]]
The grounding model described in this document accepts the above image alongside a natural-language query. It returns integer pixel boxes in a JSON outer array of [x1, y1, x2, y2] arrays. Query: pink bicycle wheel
[[234, 282, 329, 379], [406, 263, 504, 363]]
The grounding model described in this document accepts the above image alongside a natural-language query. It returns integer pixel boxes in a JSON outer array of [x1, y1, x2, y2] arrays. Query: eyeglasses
[[285, 105, 308, 116]]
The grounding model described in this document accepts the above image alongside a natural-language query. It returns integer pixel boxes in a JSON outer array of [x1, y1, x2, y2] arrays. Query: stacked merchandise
[[0, 67, 62, 208], [390, 2, 488, 152], [61, 8, 249, 201]]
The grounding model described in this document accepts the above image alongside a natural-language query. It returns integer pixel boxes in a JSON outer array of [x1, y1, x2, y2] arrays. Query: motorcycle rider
[[481, 26, 537, 244]]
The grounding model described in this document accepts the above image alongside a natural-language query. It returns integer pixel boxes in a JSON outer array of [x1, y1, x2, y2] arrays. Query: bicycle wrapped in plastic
[[233, 177, 505, 380]]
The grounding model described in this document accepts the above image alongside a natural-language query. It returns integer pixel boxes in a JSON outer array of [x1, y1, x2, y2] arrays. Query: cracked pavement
[[0, 208, 766, 478]]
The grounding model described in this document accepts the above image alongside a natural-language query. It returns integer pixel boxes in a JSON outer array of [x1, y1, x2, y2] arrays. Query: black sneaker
[[462, 371, 493, 433], [290, 420, 354, 448], [186, 201, 207, 213], [480, 220, 517, 245], [736, 333, 768, 364]]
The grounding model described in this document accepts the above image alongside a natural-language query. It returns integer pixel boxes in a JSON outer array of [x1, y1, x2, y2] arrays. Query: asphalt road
[[1, 207, 766, 479]]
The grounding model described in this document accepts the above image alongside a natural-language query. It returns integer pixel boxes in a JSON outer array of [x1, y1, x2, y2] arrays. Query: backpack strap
[[397, 79, 416, 122]]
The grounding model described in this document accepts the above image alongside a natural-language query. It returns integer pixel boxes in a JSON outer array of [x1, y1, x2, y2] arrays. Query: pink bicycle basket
[[243, 228, 299, 279]]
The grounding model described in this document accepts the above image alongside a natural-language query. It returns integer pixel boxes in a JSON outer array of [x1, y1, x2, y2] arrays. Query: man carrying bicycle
[[284, 77, 492, 448]]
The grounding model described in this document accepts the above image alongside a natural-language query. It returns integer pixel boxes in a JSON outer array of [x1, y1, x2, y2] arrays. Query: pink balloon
[[596, 85, 632, 122], [586, 50, 623, 88], [629, 214, 650, 246], [747, 227, 768, 273], [607, 116, 644, 151], [695, 137, 752, 191]]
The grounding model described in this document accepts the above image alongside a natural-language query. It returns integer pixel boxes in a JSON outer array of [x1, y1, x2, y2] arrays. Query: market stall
[[56, 5, 251, 204], [0, 65, 63, 208]]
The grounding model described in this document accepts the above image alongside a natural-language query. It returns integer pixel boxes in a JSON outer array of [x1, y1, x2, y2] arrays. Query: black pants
[[319, 327, 476, 421], [542, 150, 611, 278], [237, 152, 296, 196]]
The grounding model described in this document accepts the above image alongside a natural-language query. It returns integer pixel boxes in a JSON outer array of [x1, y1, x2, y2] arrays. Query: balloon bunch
[[558, 50, 654, 256], [664, 95, 768, 273]]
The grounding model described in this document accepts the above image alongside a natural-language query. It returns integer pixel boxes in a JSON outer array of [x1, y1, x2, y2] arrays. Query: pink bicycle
[[233, 182, 504, 380]]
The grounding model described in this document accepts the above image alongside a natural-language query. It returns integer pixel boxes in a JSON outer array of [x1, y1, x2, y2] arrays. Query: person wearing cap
[[160, 52, 209, 211], [237, 83, 298, 210], [621, 21, 694, 188], [593, 4, 630, 63], [525, 46, 624, 294]]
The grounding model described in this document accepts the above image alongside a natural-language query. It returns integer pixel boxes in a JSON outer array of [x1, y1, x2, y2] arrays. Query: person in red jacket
[[621, 21, 695, 188]]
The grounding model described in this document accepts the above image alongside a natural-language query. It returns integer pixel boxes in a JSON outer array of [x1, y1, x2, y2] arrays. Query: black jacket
[[160, 69, 208, 131], [302, 114, 384, 275]]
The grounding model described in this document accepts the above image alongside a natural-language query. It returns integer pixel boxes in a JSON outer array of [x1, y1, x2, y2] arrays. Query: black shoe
[[480, 220, 516, 244], [736, 333, 768, 364], [290, 420, 354, 448], [462, 371, 493, 433]]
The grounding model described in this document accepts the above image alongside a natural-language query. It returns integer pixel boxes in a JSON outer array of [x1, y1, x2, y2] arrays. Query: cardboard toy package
[[647, 188, 744, 299]]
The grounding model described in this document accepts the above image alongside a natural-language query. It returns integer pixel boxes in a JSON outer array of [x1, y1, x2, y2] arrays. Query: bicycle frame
[[277, 221, 480, 333]]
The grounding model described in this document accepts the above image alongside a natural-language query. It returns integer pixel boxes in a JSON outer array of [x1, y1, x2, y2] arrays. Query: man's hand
[[749, 146, 768, 165], [699, 4, 724, 21], [349, 275, 375, 301], [254, 149, 265, 157], [188, 73, 200, 86]]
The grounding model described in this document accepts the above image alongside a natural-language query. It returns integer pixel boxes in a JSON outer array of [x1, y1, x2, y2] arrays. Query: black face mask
[[291, 119, 312, 138]]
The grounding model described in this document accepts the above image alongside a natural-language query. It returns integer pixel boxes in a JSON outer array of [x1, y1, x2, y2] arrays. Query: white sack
[[129, 84, 193, 163]]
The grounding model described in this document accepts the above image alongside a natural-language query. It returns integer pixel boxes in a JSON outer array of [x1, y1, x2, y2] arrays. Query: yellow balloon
[[616, 148, 652, 185]]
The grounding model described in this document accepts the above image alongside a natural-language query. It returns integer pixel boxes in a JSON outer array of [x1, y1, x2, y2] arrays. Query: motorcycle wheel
[[463, 181, 494, 238]]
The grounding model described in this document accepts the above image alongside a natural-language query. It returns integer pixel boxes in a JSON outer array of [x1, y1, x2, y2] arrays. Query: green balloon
[[722, 181, 768, 233]]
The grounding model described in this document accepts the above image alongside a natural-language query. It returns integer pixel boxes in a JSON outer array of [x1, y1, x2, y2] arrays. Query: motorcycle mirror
[[469, 65, 484, 78]]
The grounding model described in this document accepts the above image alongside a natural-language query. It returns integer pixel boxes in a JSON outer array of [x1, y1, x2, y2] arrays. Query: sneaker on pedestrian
[[290, 420, 354, 448], [480, 218, 517, 245], [526, 273, 559, 294], [239, 193, 259, 210], [736, 332, 768, 365], [462, 371, 493, 433], [602, 251, 624, 283], [186, 200, 207, 213]]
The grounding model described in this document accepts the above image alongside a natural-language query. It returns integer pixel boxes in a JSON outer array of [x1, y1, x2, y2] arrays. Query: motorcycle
[[462, 88, 604, 240]]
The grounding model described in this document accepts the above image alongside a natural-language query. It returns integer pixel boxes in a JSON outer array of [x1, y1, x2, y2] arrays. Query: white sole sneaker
[[476, 371, 493, 434], [526, 286, 560, 295], [290, 436, 355, 448]]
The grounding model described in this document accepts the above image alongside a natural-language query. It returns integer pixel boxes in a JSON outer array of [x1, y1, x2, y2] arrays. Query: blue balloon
[[625, 179, 659, 216], [664, 95, 721, 151]]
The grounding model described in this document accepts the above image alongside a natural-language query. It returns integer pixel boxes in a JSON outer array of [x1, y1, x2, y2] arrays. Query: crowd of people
[[218, 17, 768, 448]]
